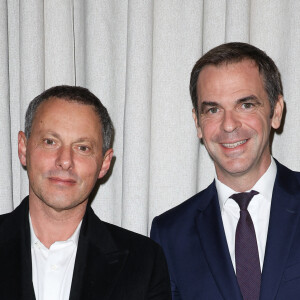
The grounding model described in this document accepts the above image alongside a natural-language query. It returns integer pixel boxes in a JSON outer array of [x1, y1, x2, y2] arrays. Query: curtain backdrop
[[1, 0, 300, 236]]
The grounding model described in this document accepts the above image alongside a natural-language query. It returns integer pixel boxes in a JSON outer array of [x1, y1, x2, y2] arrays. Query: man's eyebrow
[[199, 101, 219, 113], [41, 131, 61, 139], [236, 95, 259, 103], [199, 95, 260, 112], [40, 132, 97, 145], [201, 95, 259, 106], [201, 101, 219, 107], [75, 137, 96, 144]]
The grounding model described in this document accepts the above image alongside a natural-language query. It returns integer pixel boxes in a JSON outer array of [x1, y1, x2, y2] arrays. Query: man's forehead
[[31, 98, 102, 136], [197, 60, 263, 91], [199, 59, 259, 75], [33, 97, 99, 122], [196, 59, 268, 107]]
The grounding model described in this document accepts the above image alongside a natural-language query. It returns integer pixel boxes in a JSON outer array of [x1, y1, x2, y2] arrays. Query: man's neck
[[29, 198, 87, 248], [218, 174, 257, 192], [216, 157, 272, 192]]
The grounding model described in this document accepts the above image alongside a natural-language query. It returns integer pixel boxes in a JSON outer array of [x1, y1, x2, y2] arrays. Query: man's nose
[[221, 110, 242, 133], [55, 146, 74, 170]]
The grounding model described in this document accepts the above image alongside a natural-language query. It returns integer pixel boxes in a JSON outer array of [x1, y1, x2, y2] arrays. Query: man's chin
[[40, 197, 87, 212], [216, 159, 254, 178]]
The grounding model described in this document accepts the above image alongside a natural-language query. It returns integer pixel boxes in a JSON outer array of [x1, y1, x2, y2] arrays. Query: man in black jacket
[[1, 85, 171, 300]]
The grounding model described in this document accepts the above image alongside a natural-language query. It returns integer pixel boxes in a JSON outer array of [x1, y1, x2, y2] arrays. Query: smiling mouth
[[222, 139, 247, 149]]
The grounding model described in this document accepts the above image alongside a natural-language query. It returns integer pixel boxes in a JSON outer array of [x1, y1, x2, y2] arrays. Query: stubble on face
[[22, 98, 105, 216]]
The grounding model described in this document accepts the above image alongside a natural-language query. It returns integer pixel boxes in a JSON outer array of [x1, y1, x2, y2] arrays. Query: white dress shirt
[[30, 217, 82, 300], [215, 157, 277, 272]]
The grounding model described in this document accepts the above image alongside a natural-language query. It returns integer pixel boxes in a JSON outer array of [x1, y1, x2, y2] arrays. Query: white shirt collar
[[215, 157, 277, 210], [29, 214, 82, 248]]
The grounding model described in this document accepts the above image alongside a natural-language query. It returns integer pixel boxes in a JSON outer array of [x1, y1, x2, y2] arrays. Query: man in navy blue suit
[[151, 42, 300, 299]]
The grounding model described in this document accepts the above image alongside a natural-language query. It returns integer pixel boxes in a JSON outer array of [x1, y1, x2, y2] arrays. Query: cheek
[[29, 151, 55, 169], [200, 119, 219, 139], [76, 158, 101, 182], [244, 114, 271, 135], [26, 150, 58, 182]]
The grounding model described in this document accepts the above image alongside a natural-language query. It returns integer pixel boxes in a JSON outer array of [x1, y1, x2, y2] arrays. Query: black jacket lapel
[[69, 206, 129, 300]]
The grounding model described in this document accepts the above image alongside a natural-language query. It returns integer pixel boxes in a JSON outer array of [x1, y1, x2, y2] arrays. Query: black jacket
[[0, 197, 171, 300]]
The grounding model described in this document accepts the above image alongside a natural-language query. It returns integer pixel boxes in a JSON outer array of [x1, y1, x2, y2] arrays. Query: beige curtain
[[1, 0, 300, 236]]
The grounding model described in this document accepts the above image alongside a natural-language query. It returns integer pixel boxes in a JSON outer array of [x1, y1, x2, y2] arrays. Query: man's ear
[[271, 96, 284, 129], [98, 149, 114, 179], [18, 131, 27, 167], [192, 108, 203, 139]]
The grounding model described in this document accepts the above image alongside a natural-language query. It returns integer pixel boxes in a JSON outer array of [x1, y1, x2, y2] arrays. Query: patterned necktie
[[230, 190, 261, 300]]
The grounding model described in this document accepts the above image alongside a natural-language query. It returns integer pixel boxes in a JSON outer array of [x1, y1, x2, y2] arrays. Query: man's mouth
[[222, 139, 247, 149], [49, 177, 76, 184]]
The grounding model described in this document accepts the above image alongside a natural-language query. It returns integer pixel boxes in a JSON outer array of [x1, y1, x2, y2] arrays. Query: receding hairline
[[196, 58, 268, 99], [29, 96, 104, 138], [198, 57, 262, 75], [32, 96, 103, 122]]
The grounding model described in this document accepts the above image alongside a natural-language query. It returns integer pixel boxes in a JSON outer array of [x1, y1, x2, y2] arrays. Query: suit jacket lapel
[[260, 162, 300, 300], [195, 184, 242, 300], [70, 206, 129, 300]]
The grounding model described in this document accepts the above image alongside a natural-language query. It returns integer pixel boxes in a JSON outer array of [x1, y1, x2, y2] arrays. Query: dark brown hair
[[190, 42, 283, 117]]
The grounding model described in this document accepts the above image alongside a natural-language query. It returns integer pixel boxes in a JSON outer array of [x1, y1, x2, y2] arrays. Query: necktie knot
[[230, 190, 259, 210]]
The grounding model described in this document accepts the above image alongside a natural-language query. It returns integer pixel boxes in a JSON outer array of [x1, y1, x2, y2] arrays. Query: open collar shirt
[[30, 217, 82, 300]]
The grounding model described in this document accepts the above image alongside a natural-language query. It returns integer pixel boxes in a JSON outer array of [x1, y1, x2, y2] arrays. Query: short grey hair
[[25, 85, 114, 153]]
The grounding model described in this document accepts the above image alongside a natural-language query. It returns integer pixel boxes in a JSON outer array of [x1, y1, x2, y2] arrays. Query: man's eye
[[78, 145, 89, 152], [241, 103, 254, 109], [207, 107, 219, 114], [44, 139, 55, 145]]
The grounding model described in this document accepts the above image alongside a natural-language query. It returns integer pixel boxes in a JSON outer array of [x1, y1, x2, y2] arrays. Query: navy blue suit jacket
[[151, 161, 300, 299]]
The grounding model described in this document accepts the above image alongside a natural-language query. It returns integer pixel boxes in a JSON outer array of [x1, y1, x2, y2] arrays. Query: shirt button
[[51, 264, 58, 271]]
